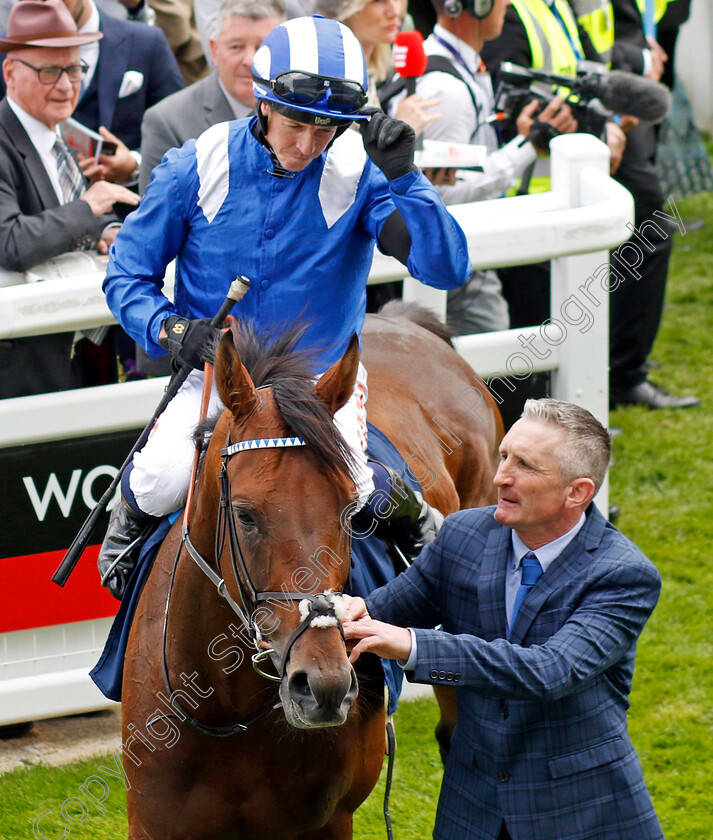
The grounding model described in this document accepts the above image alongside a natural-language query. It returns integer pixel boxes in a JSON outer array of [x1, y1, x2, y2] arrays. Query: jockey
[[99, 14, 471, 599]]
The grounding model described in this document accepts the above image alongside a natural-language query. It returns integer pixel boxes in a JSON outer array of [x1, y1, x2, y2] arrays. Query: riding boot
[[365, 463, 444, 569], [97, 493, 157, 601]]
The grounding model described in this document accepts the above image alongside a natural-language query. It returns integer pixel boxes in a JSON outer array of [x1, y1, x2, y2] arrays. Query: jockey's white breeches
[[129, 362, 373, 517]]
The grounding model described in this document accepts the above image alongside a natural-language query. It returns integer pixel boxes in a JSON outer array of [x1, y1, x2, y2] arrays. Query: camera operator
[[481, 0, 699, 410], [381, 0, 577, 339]]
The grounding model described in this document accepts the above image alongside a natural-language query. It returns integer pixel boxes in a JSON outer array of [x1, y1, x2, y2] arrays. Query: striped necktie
[[53, 136, 85, 204], [509, 552, 543, 635]]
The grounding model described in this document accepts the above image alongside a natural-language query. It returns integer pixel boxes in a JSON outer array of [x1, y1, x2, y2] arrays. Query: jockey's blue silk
[[103, 116, 470, 371]]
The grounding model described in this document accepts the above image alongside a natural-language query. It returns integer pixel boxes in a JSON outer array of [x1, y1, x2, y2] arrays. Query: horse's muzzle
[[281, 661, 358, 729]]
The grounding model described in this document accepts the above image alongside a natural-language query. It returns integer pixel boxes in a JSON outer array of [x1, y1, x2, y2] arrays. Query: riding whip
[[51, 275, 252, 587]]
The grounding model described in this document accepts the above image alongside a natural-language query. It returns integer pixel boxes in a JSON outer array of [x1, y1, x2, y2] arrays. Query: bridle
[[158, 430, 348, 737], [185, 432, 347, 680]]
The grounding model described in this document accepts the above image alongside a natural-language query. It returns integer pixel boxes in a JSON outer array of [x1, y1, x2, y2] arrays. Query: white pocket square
[[118, 70, 144, 98]]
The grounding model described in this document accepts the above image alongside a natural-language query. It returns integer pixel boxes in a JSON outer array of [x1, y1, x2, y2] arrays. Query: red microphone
[[393, 30, 428, 97]]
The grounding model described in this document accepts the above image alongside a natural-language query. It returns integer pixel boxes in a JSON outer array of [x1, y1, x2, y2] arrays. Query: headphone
[[443, 0, 495, 19]]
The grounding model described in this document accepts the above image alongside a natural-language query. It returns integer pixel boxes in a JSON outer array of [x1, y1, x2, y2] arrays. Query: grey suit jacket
[[0, 98, 104, 396], [139, 72, 243, 192], [0, 99, 102, 273]]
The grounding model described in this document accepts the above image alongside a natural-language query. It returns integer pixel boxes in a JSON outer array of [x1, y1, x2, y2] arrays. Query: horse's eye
[[233, 507, 258, 531]]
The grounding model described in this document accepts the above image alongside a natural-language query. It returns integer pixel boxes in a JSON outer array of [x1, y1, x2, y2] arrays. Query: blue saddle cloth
[[91, 423, 415, 714]]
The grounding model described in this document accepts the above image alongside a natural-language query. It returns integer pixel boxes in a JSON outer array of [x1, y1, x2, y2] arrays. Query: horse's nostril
[[289, 671, 311, 698]]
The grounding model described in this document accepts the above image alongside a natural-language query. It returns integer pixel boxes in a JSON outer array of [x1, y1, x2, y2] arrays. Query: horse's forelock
[[211, 322, 356, 487]]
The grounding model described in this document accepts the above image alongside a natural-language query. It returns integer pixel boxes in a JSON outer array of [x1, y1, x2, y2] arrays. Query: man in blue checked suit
[[343, 398, 663, 840]]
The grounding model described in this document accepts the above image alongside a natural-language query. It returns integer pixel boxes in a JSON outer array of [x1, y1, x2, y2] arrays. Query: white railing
[[0, 134, 633, 725]]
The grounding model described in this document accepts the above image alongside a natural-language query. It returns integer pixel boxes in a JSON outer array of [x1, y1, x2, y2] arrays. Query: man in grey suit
[[139, 0, 285, 192], [342, 399, 663, 840]]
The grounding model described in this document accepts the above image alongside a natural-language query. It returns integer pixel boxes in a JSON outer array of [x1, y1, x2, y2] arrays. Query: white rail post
[[549, 134, 612, 512]]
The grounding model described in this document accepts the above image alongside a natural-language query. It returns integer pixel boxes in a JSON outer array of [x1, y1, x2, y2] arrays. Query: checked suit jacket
[[366, 504, 664, 840]]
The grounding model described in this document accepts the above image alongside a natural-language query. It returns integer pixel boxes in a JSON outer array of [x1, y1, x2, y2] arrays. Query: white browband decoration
[[223, 436, 306, 457]]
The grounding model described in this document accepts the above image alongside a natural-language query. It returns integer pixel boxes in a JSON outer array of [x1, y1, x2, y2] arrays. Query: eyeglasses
[[11, 58, 89, 85], [253, 71, 367, 115]]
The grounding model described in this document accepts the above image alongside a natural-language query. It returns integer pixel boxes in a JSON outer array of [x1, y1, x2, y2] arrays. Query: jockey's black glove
[[360, 111, 417, 181], [158, 316, 220, 370]]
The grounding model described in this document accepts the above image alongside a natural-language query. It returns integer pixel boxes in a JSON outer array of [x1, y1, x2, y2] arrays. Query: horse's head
[[212, 322, 361, 729]]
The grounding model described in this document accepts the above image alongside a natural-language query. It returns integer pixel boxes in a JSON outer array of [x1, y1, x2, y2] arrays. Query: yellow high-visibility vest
[[570, 0, 615, 64], [511, 0, 583, 75], [509, 0, 587, 194]]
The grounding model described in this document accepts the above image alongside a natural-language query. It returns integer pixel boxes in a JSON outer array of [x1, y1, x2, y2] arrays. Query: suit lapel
[[96, 15, 129, 131], [0, 101, 59, 209], [477, 524, 511, 640], [509, 505, 608, 643], [204, 74, 234, 126]]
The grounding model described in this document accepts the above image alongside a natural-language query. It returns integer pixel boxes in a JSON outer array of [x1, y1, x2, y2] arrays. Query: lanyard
[[432, 33, 482, 86], [643, 0, 657, 38], [548, 0, 584, 62]]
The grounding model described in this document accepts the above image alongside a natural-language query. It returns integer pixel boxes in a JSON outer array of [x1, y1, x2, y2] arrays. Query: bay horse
[[121, 306, 502, 839]]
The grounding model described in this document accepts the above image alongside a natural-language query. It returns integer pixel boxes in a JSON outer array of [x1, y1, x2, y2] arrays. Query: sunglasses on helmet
[[253, 71, 368, 115]]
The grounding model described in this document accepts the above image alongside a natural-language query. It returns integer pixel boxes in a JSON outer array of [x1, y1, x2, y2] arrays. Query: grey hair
[[522, 398, 612, 493], [213, 0, 287, 40]]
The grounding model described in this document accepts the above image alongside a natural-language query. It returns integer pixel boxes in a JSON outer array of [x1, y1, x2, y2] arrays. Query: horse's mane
[[378, 299, 455, 348], [209, 322, 357, 487]]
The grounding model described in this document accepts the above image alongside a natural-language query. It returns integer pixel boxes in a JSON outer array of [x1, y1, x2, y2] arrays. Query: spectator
[[139, 0, 286, 192], [1, 0, 185, 185], [149, 0, 209, 86], [342, 398, 663, 840], [0, 0, 138, 397], [382, 0, 577, 335], [481, 0, 699, 409], [195, 0, 314, 62]]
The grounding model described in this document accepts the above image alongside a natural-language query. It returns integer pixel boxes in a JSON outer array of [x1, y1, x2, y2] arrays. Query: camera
[[493, 61, 613, 139]]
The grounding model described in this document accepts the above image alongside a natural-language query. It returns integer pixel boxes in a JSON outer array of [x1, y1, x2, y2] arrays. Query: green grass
[[605, 178, 713, 840], [3, 167, 713, 840]]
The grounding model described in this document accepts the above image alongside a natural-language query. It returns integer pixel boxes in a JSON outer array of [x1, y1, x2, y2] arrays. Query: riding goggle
[[253, 71, 368, 115]]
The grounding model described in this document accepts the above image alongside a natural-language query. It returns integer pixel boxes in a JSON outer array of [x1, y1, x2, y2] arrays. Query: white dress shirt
[[7, 97, 65, 203]]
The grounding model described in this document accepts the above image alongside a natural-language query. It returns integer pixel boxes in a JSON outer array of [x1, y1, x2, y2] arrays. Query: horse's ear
[[215, 321, 258, 417], [313, 334, 360, 415]]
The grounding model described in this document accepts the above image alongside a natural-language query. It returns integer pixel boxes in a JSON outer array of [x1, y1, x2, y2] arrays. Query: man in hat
[[0, 0, 137, 397], [1, 0, 184, 185]]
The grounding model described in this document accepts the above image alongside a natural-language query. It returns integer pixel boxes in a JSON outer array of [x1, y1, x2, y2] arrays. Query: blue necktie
[[509, 552, 543, 634]]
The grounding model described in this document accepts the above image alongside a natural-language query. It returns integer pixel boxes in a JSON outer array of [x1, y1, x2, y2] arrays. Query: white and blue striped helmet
[[252, 15, 369, 126]]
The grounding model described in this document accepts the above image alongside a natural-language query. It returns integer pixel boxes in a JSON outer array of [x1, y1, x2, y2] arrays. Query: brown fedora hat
[[0, 0, 103, 51]]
